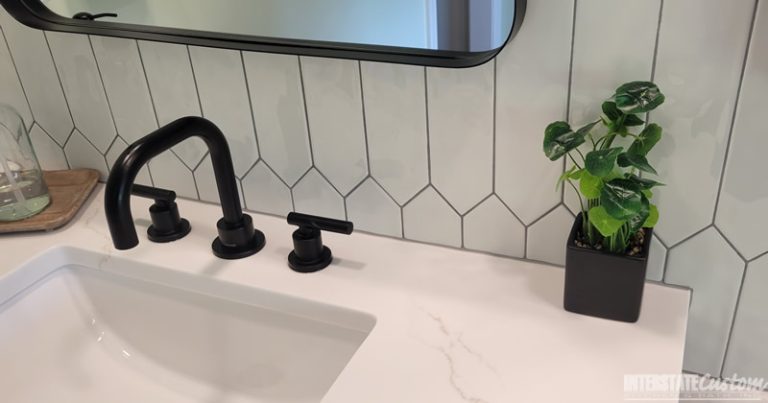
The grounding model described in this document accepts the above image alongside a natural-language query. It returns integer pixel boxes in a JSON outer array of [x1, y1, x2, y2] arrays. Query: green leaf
[[600, 178, 644, 220], [628, 123, 662, 156], [557, 166, 583, 190], [624, 114, 645, 127], [643, 204, 659, 228], [579, 171, 602, 199], [625, 174, 664, 190], [585, 148, 623, 177], [602, 101, 622, 122], [613, 81, 665, 114], [543, 122, 586, 161], [617, 152, 658, 175], [588, 206, 625, 237], [641, 188, 653, 199], [627, 195, 651, 234]]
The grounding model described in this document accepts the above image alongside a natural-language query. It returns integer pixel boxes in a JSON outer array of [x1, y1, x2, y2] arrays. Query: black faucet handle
[[131, 184, 191, 243], [286, 212, 353, 273]]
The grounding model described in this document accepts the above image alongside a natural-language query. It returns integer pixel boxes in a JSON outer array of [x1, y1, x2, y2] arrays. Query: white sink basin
[[0, 247, 375, 403]]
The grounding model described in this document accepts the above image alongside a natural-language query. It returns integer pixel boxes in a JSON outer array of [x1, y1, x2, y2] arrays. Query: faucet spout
[[105, 116, 265, 259]]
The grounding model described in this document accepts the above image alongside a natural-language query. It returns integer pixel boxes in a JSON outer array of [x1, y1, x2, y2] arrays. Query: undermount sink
[[0, 247, 376, 403]]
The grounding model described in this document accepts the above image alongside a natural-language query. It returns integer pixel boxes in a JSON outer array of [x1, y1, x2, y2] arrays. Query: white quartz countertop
[[0, 186, 690, 403]]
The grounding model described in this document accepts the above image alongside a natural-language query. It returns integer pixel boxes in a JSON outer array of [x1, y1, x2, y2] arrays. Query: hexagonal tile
[[346, 178, 401, 237], [494, 0, 572, 224], [292, 169, 345, 220], [526, 206, 574, 265], [188, 46, 259, 177], [242, 52, 312, 186], [240, 161, 294, 217], [427, 62, 493, 214], [464, 196, 525, 258], [46, 32, 116, 153], [0, 11, 73, 144], [28, 124, 68, 171], [105, 137, 152, 186], [665, 228, 746, 376], [0, 28, 32, 128], [714, 2, 768, 261], [723, 252, 768, 380], [361, 61, 428, 205], [651, 0, 755, 245], [194, 156, 246, 207], [300, 57, 368, 195], [91, 36, 157, 144], [63, 130, 109, 180], [137, 41, 206, 167], [402, 187, 460, 248], [148, 152, 197, 200]]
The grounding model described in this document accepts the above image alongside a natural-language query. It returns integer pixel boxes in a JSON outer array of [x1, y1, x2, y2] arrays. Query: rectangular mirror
[[0, 0, 525, 67]]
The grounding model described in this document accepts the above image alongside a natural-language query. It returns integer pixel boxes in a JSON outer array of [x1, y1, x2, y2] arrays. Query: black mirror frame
[[0, 0, 526, 68]]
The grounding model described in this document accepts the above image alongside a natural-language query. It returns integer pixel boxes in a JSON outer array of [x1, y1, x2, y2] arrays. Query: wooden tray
[[0, 169, 99, 234]]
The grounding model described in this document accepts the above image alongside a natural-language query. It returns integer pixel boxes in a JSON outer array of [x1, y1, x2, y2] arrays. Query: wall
[[1, 0, 767, 381]]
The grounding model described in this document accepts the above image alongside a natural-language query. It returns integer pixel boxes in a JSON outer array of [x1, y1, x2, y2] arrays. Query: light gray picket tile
[[665, 228, 746, 375], [243, 52, 312, 186], [241, 161, 293, 217], [526, 206, 574, 266], [46, 32, 116, 153], [292, 169, 345, 220], [189, 46, 259, 177], [464, 196, 525, 258], [300, 57, 368, 195], [0, 28, 32, 129], [402, 187, 461, 248], [63, 130, 109, 180], [495, 0, 573, 224], [427, 62, 494, 214], [346, 178, 401, 238], [361, 61, 428, 205], [0, 10, 72, 144], [29, 124, 68, 171], [651, 0, 755, 245]]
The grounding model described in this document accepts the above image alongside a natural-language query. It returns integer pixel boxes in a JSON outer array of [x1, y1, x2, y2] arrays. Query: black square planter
[[563, 213, 653, 323]]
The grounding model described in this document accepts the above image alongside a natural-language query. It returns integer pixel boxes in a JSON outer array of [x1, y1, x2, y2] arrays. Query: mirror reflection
[[41, 0, 518, 52]]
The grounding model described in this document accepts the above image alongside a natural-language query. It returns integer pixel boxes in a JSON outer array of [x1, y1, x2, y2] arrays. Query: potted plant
[[542, 81, 665, 322]]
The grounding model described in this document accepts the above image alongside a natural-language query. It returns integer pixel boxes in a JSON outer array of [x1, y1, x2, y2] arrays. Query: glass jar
[[0, 104, 50, 221]]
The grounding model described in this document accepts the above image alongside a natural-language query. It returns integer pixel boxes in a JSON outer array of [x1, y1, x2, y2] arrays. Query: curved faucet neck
[[104, 116, 244, 250]]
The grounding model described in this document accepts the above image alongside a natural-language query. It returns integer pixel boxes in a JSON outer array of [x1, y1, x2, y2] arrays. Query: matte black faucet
[[104, 116, 265, 259]]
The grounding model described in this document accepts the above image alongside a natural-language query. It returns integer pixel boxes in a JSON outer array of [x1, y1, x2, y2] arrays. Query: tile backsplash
[[1, 0, 767, 382]]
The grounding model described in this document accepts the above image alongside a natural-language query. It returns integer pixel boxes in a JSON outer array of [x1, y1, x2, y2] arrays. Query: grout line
[[710, 0, 759, 226], [186, 45, 205, 117], [42, 31, 77, 145], [239, 50, 263, 160], [496, 194, 527, 227], [523, 226, 529, 259], [462, 193, 493, 217], [564, 0, 578, 123], [260, 159, 292, 189], [290, 166, 314, 191], [660, 236, 672, 283], [0, 26, 33, 127], [649, 0, 665, 83], [719, 257, 749, 378], [296, 56, 316, 165], [357, 61, 372, 175], [525, 203, 562, 229], [314, 167, 346, 197], [86, 35, 120, 152], [191, 150, 210, 172], [432, 185, 461, 216], [714, 225, 748, 263], [491, 58, 498, 193], [668, 224, 712, 250], [423, 66, 433, 183], [400, 205, 405, 238], [135, 40, 161, 129], [370, 176, 401, 208], [402, 184, 430, 208], [62, 127, 77, 148], [748, 249, 768, 263]]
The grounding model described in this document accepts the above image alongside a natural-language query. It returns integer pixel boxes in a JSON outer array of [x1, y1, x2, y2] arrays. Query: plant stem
[[567, 153, 583, 170]]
